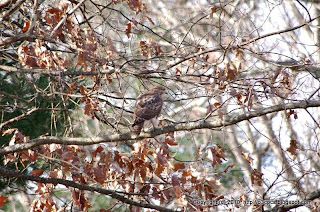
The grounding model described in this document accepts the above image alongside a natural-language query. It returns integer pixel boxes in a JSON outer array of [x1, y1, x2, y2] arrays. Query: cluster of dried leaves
[[1, 0, 313, 211], [18, 2, 108, 71], [1, 128, 258, 211]]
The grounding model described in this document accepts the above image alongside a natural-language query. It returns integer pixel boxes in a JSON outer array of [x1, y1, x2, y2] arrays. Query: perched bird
[[132, 86, 166, 137]]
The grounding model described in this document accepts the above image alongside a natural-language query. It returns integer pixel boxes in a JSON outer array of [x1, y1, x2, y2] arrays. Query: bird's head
[[151, 86, 166, 95]]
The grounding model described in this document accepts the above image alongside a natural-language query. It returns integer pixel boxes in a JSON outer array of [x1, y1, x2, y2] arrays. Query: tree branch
[[0, 65, 115, 76], [241, 15, 320, 47], [0, 166, 175, 212], [0, 108, 39, 131], [164, 14, 320, 71], [50, 0, 86, 38], [1, 99, 320, 156], [0, 0, 14, 10], [0, 34, 35, 48], [0, 0, 26, 21]]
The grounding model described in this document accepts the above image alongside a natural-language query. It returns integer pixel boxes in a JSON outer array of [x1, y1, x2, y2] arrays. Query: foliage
[[0, 0, 320, 211]]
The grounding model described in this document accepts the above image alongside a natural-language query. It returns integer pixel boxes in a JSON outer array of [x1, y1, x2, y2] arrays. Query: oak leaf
[[125, 22, 132, 38], [173, 162, 185, 171], [250, 169, 263, 186], [0, 195, 8, 207], [286, 139, 299, 159], [241, 152, 253, 164], [31, 169, 44, 176]]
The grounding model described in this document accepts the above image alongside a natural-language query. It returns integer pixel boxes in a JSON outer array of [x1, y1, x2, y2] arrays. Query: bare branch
[[0, 34, 35, 48], [0, 108, 38, 131], [1, 99, 319, 156], [0, 0, 13, 10], [0, 65, 115, 76], [50, 0, 86, 38], [164, 15, 320, 71], [0, 166, 175, 212], [0, 0, 26, 21]]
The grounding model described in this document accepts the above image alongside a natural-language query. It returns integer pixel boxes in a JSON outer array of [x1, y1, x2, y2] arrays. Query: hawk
[[132, 86, 166, 137]]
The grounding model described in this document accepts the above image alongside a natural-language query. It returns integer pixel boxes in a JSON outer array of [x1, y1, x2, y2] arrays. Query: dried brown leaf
[[175, 68, 182, 76], [165, 132, 178, 146], [99, 209, 112, 212], [150, 41, 162, 56], [49, 171, 58, 178], [286, 109, 298, 120], [286, 139, 299, 159], [126, 0, 145, 14], [31, 169, 44, 176], [213, 102, 221, 108], [156, 152, 167, 165], [0, 195, 8, 207], [250, 168, 263, 186], [174, 186, 182, 198], [236, 92, 248, 105], [62, 151, 74, 162], [211, 7, 217, 14], [22, 20, 30, 33], [140, 41, 149, 57], [125, 22, 132, 38], [18, 45, 38, 67], [173, 162, 185, 171], [223, 164, 234, 173], [72, 189, 91, 211], [154, 163, 165, 176], [115, 151, 126, 168], [145, 16, 155, 25], [93, 167, 106, 184], [207, 145, 226, 167], [92, 145, 104, 157], [241, 152, 253, 164], [182, 170, 192, 177], [140, 185, 150, 194], [139, 167, 146, 180], [225, 62, 237, 81]]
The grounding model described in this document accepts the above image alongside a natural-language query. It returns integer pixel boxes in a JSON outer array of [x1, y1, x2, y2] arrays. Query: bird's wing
[[134, 93, 163, 121]]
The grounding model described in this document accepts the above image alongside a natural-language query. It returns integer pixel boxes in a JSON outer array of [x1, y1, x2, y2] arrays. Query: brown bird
[[132, 86, 166, 137]]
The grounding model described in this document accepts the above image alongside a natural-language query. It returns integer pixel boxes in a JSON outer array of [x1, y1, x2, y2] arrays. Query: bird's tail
[[132, 122, 144, 137], [132, 116, 145, 127]]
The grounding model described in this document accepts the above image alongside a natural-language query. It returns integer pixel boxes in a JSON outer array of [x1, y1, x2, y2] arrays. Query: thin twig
[[0, 65, 115, 76], [0, 108, 38, 131], [163, 15, 320, 71], [0, 0, 26, 21], [50, 0, 87, 38], [296, 0, 311, 22], [1, 99, 320, 156], [0, 166, 175, 212]]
